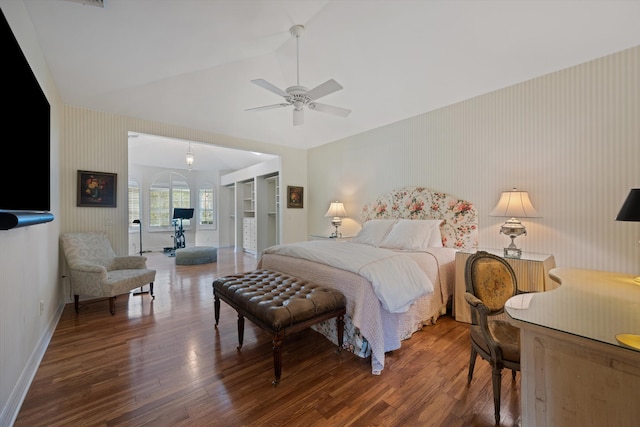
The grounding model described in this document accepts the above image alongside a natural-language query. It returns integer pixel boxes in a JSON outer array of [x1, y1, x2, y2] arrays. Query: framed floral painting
[[287, 186, 303, 208], [77, 170, 117, 207]]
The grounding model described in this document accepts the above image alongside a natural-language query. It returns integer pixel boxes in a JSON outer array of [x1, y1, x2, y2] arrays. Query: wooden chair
[[464, 251, 520, 425], [60, 231, 156, 315]]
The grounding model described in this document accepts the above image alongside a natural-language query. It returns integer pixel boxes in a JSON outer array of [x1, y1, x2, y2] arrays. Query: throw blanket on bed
[[262, 241, 433, 313]]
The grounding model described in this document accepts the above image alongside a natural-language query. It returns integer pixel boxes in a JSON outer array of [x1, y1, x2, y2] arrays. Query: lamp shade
[[616, 189, 640, 222], [325, 201, 347, 217], [489, 188, 540, 218]]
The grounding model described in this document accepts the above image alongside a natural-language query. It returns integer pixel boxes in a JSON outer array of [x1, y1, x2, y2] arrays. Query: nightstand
[[453, 249, 557, 323]]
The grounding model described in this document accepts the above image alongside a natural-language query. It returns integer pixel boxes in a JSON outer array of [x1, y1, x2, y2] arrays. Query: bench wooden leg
[[214, 295, 220, 327], [109, 297, 116, 315], [272, 331, 284, 385], [237, 313, 245, 350]]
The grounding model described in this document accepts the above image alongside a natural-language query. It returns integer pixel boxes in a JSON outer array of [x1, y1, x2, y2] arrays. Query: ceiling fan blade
[[245, 103, 289, 112], [251, 79, 288, 97], [308, 102, 351, 118], [306, 79, 343, 100], [293, 108, 304, 126]]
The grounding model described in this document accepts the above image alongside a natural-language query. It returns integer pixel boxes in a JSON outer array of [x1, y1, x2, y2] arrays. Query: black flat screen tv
[[0, 8, 51, 214]]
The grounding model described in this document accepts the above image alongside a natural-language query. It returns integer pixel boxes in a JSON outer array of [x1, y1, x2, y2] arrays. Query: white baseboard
[[0, 302, 64, 427]]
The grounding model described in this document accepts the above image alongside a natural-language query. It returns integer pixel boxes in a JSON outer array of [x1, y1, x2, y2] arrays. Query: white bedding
[[262, 241, 434, 313], [258, 241, 458, 374], [259, 186, 478, 374]]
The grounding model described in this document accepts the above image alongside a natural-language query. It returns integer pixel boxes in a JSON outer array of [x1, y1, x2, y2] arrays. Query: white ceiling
[[21, 0, 640, 170], [127, 132, 278, 172]]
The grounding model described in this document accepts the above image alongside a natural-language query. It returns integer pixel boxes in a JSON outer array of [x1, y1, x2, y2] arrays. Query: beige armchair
[[60, 231, 156, 315]]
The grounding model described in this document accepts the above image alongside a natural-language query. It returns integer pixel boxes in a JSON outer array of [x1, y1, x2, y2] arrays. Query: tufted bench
[[213, 269, 346, 385], [175, 246, 217, 265]]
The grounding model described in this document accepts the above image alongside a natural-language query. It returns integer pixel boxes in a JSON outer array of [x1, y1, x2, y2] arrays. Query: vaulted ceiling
[[20, 0, 640, 169]]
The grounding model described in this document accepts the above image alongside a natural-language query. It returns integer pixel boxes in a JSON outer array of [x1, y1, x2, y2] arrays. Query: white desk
[[506, 268, 640, 427], [453, 249, 556, 323]]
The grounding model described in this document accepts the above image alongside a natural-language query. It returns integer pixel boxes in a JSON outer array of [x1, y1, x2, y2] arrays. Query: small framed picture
[[287, 186, 303, 209], [77, 170, 117, 208]]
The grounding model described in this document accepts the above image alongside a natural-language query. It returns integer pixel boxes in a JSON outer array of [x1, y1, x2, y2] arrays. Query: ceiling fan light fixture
[[289, 24, 305, 39], [246, 24, 351, 126]]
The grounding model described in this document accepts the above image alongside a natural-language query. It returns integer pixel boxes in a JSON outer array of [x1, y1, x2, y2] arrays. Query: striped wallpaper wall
[[308, 46, 639, 275], [59, 108, 307, 254]]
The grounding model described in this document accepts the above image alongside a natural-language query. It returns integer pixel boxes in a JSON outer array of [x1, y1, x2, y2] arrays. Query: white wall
[[0, 2, 63, 425], [308, 46, 640, 276]]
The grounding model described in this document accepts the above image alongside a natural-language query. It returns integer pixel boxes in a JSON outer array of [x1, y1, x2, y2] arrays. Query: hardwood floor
[[15, 248, 521, 427]]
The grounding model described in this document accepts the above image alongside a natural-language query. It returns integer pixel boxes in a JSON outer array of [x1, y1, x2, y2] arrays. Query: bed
[[257, 186, 478, 374]]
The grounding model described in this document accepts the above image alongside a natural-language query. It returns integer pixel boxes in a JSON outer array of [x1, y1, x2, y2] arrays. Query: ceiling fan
[[246, 25, 351, 126]]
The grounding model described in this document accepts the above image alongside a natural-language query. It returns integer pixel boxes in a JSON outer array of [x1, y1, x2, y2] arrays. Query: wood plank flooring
[[14, 248, 521, 427]]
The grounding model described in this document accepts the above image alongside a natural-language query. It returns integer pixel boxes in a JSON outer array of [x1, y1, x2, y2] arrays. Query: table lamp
[[489, 188, 540, 258], [615, 188, 640, 284], [325, 201, 347, 238], [614, 188, 640, 350]]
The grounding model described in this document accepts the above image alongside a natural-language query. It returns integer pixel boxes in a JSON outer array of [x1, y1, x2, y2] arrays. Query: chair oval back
[[465, 251, 517, 314]]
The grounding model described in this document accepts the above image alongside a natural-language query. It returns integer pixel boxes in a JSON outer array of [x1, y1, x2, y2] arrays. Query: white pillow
[[379, 219, 443, 251], [351, 219, 397, 247], [429, 223, 444, 247]]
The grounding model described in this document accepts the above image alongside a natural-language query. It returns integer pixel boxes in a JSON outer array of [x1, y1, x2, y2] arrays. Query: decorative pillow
[[379, 219, 443, 251], [351, 219, 397, 247]]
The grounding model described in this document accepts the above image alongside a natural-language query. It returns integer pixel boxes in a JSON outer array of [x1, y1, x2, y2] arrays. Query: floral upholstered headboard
[[361, 186, 478, 251]]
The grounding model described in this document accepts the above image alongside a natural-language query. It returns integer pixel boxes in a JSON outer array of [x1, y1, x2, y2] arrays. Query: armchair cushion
[[469, 321, 520, 363]]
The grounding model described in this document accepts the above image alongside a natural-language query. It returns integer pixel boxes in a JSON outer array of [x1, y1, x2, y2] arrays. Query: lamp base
[[503, 234, 522, 258], [504, 247, 522, 259], [615, 333, 640, 350], [329, 219, 342, 238]]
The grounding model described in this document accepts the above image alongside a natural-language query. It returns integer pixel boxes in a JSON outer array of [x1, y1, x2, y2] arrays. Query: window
[[149, 172, 191, 228], [199, 186, 216, 228], [128, 179, 140, 229]]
